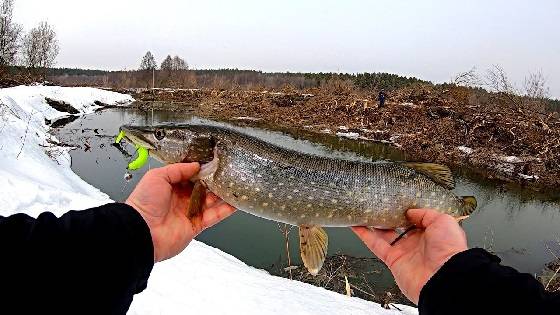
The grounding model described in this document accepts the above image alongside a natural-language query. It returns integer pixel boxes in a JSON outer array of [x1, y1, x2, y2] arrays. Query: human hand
[[352, 209, 468, 304], [126, 163, 236, 262]]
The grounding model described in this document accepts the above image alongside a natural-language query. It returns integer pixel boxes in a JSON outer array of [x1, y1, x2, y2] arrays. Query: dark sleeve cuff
[[418, 248, 560, 315], [418, 248, 500, 314], [56, 202, 155, 295], [110, 202, 155, 293], [419, 248, 498, 299]]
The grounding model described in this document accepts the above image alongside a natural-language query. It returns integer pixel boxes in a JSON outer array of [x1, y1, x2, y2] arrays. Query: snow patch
[[232, 116, 262, 121], [501, 156, 523, 163], [336, 131, 361, 140], [518, 173, 539, 181], [458, 146, 474, 155]]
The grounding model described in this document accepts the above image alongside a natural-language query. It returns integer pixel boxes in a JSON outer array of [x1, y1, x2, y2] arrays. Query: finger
[[351, 226, 392, 263], [201, 203, 237, 230], [406, 208, 444, 228], [153, 163, 201, 184]]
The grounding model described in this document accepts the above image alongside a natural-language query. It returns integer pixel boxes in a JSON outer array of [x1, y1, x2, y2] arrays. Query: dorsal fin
[[403, 162, 455, 189]]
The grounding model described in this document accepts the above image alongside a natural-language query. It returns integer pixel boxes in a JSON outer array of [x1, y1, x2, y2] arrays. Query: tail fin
[[461, 196, 477, 215]]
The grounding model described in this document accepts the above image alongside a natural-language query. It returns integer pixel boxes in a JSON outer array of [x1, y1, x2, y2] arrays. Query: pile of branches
[[540, 259, 560, 292], [269, 254, 410, 307]]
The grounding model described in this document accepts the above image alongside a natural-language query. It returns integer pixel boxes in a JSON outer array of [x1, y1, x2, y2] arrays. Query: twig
[[16, 109, 34, 159], [277, 223, 293, 280], [339, 280, 377, 299], [545, 264, 560, 291], [544, 242, 559, 261]]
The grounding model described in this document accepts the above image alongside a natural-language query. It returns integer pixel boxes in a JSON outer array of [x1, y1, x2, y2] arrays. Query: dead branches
[[277, 223, 293, 280]]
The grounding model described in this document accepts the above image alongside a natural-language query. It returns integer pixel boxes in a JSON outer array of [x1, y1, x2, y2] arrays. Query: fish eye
[[154, 128, 166, 141]]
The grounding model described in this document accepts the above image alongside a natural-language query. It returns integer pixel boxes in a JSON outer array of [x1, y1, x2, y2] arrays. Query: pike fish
[[120, 124, 477, 275]]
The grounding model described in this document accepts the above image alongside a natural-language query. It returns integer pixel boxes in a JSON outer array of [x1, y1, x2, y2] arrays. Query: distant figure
[[378, 89, 387, 108]]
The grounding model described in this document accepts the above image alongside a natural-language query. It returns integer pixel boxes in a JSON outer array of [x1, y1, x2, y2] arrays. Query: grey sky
[[14, 0, 560, 97]]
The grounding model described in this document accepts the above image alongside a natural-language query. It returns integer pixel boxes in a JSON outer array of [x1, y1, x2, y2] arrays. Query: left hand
[[126, 163, 236, 262]]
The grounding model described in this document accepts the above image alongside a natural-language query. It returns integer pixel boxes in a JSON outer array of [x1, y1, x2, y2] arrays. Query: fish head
[[119, 124, 215, 164]]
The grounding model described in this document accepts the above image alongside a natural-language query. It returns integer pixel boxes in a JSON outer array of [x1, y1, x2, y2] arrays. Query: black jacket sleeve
[[0, 203, 154, 315], [419, 248, 560, 315]]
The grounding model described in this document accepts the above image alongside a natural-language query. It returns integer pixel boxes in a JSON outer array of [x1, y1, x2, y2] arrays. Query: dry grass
[[540, 238, 560, 292], [269, 253, 410, 307]]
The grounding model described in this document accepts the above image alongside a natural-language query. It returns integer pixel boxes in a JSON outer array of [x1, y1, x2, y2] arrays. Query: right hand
[[352, 209, 468, 304]]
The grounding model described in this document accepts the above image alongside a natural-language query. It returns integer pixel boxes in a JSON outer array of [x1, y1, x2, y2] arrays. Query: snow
[[501, 155, 523, 163], [458, 146, 474, 155], [518, 173, 539, 181], [0, 85, 417, 315], [232, 116, 262, 121], [129, 241, 417, 315], [336, 131, 361, 140]]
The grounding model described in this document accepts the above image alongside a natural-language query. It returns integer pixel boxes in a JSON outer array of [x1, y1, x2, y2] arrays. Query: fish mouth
[[119, 125, 156, 150]]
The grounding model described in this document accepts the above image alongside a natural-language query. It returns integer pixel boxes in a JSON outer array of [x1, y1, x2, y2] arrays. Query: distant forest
[[44, 67, 430, 92], [2, 65, 558, 112]]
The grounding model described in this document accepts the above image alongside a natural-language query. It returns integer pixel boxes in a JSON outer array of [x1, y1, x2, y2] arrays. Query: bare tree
[[139, 51, 156, 70], [21, 21, 59, 69], [160, 55, 173, 71], [172, 55, 187, 70], [485, 65, 516, 95], [0, 0, 21, 66], [524, 71, 549, 100], [452, 66, 482, 87]]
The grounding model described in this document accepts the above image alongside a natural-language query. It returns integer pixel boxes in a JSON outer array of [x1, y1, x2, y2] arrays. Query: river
[[56, 108, 560, 293]]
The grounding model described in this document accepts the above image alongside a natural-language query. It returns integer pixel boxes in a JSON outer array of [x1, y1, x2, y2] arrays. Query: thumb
[[152, 163, 201, 184]]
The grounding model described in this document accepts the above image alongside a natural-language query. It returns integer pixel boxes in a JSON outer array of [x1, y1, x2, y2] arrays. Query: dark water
[[56, 108, 560, 287]]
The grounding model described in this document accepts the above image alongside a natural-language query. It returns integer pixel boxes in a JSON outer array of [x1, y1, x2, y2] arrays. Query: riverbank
[[124, 85, 560, 193], [0, 85, 416, 314]]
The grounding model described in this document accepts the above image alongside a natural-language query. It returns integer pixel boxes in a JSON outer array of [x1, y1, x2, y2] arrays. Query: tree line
[[0, 0, 59, 70]]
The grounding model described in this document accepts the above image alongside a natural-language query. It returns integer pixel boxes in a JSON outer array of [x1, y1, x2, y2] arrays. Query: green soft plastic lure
[[115, 130, 149, 170]]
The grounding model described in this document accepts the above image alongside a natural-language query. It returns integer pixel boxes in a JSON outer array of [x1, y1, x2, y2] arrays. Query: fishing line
[[119, 141, 136, 198], [390, 226, 417, 246]]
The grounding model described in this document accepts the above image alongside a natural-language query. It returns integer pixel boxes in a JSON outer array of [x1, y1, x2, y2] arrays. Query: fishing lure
[[115, 130, 149, 170]]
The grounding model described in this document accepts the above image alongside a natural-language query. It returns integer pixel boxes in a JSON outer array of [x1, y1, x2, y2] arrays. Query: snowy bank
[[0, 85, 417, 315], [0, 85, 132, 216]]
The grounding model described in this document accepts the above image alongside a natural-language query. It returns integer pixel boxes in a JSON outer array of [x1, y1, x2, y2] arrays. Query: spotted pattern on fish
[[121, 124, 473, 228]]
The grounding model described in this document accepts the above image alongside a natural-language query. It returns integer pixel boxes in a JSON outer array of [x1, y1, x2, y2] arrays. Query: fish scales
[[209, 149, 457, 228], [122, 124, 470, 228]]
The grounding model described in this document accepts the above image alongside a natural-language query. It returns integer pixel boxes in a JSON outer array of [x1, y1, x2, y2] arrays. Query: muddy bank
[[121, 86, 560, 193]]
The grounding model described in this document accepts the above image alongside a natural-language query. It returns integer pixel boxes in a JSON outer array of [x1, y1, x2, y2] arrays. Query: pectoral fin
[[299, 225, 328, 276], [461, 196, 477, 215], [187, 180, 207, 230]]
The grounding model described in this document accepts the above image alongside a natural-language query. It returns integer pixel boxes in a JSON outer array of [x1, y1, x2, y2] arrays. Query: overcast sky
[[14, 0, 560, 97]]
